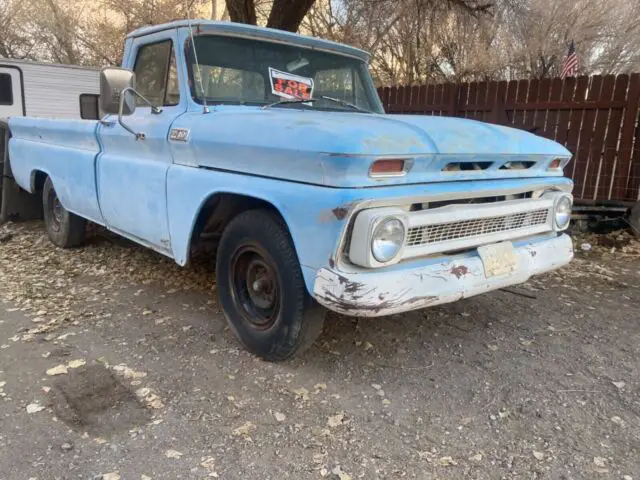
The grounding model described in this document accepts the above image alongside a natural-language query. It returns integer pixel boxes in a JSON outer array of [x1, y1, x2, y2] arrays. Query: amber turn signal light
[[549, 158, 562, 169], [369, 159, 406, 177]]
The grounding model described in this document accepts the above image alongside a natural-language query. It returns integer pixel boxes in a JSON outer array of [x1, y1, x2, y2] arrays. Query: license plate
[[478, 242, 518, 278]]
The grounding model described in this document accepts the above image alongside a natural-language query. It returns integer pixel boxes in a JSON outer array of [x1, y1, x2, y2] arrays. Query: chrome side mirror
[[100, 67, 136, 116], [99, 67, 163, 140]]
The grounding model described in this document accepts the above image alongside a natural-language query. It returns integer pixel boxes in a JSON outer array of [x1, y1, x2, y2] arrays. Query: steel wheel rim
[[230, 243, 280, 329], [49, 189, 63, 232]]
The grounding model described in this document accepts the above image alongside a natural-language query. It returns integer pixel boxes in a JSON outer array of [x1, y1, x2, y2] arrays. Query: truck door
[[97, 33, 185, 254], [0, 66, 24, 118]]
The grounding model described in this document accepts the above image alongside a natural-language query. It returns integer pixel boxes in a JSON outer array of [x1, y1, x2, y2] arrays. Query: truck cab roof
[[126, 20, 371, 62]]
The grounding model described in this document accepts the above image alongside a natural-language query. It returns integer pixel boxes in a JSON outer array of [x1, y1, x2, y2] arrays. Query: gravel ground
[[0, 221, 639, 480]]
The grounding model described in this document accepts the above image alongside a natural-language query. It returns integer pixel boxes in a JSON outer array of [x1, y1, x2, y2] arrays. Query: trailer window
[[0, 73, 13, 106]]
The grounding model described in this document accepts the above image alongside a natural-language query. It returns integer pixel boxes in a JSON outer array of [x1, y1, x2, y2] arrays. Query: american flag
[[560, 41, 578, 79]]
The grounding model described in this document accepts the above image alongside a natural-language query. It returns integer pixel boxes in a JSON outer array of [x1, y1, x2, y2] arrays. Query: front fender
[[166, 165, 353, 294]]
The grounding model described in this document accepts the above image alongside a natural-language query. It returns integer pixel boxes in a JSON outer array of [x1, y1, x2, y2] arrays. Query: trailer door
[[0, 66, 24, 118]]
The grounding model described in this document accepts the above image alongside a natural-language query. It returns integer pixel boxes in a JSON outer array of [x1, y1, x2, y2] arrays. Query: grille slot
[[406, 208, 549, 247]]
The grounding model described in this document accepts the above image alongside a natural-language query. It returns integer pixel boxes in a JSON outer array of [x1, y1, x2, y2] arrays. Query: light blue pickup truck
[[7, 20, 574, 360]]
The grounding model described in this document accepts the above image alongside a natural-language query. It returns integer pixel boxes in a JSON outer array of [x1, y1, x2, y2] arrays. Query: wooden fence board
[[574, 76, 603, 198], [614, 73, 640, 200], [583, 75, 615, 200], [555, 77, 576, 147], [601, 75, 628, 200]]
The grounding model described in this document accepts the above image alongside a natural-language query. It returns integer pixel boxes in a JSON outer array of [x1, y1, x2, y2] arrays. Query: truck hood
[[171, 107, 571, 188]]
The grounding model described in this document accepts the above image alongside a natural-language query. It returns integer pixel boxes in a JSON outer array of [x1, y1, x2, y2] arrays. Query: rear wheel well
[[189, 193, 284, 262]]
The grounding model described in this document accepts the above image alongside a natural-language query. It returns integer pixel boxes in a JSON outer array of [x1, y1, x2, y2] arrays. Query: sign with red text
[[269, 67, 314, 101]]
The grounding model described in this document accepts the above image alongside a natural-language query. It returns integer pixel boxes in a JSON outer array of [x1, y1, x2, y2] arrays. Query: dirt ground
[[0, 221, 639, 480]]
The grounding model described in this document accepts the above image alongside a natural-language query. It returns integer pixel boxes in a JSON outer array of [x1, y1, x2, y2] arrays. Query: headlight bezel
[[348, 208, 408, 268], [553, 194, 573, 230]]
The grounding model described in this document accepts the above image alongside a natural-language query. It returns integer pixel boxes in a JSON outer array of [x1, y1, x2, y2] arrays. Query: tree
[[225, 0, 316, 32]]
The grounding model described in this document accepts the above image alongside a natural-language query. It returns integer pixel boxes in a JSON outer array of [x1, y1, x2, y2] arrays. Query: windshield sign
[[187, 35, 383, 113], [269, 68, 314, 100]]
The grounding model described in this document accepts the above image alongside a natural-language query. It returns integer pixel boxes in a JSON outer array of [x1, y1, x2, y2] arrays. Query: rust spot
[[332, 206, 349, 220], [450, 265, 469, 279], [529, 250, 537, 257]]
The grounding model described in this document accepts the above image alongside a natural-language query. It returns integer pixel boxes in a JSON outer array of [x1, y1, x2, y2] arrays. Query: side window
[[133, 40, 180, 107], [0, 73, 13, 106]]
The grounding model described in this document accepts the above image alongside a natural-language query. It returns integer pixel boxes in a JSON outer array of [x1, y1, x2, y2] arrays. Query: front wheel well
[[31, 170, 48, 193], [188, 193, 285, 262]]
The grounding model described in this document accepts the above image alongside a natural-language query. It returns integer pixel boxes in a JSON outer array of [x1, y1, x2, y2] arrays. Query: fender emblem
[[169, 128, 190, 142]]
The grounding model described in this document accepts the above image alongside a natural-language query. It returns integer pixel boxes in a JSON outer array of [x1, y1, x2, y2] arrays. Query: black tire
[[216, 209, 325, 361], [42, 177, 86, 248]]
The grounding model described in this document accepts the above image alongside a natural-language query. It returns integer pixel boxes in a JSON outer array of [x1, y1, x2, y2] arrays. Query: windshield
[[186, 35, 383, 113]]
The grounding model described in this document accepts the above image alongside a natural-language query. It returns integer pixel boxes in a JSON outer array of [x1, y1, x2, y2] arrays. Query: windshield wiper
[[320, 95, 371, 113], [262, 98, 317, 109]]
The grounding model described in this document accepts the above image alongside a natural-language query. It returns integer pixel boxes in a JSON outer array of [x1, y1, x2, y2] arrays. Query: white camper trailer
[[0, 59, 99, 120], [1, 60, 99, 222]]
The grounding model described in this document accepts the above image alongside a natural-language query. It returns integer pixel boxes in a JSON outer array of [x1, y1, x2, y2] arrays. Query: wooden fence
[[378, 74, 640, 204]]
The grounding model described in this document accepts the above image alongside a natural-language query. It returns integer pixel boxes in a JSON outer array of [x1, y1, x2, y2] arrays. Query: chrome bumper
[[313, 233, 573, 317]]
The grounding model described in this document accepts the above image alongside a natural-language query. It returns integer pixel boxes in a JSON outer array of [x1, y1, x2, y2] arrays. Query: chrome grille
[[406, 208, 549, 247]]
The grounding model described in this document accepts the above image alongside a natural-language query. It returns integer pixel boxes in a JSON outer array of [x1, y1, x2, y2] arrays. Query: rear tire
[[43, 177, 86, 248], [216, 209, 325, 361]]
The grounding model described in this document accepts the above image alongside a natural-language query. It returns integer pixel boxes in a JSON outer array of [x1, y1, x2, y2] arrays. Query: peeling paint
[[313, 234, 573, 317]]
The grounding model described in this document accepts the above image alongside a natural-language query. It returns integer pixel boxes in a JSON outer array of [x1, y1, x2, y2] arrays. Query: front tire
[[42, 177, 86, 248], [216, 209, 325, 361]]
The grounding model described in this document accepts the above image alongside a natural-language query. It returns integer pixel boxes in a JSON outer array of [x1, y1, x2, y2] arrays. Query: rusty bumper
[[313, 233, 573, 317]]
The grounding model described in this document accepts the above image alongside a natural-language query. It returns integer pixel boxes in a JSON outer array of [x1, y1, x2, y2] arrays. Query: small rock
[[469, 453, 482, 462], [580, 243, 592, 251], [327, 413, 346, 428], [46, 364, 68, 376], [273, 412, 286, 422], [26, 403, 45, 414], [612, 381, 626, 390], [67, 359, 86, 369], [232, 421, 256, 437], [611, 416, 625, 426], [61, 442, 73, 452], [593, 456, 606, 467], [438, 456, 457, 466], [533, 451, 544, 460], [165, 449, 183, 459]]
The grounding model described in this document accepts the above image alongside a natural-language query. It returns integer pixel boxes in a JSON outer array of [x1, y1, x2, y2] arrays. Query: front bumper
[[313, 233, 573, 317]]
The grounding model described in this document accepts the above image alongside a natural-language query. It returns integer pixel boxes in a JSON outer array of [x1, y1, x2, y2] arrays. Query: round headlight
[[371, 218, 405, 263], [554, 195, 572, 229]]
